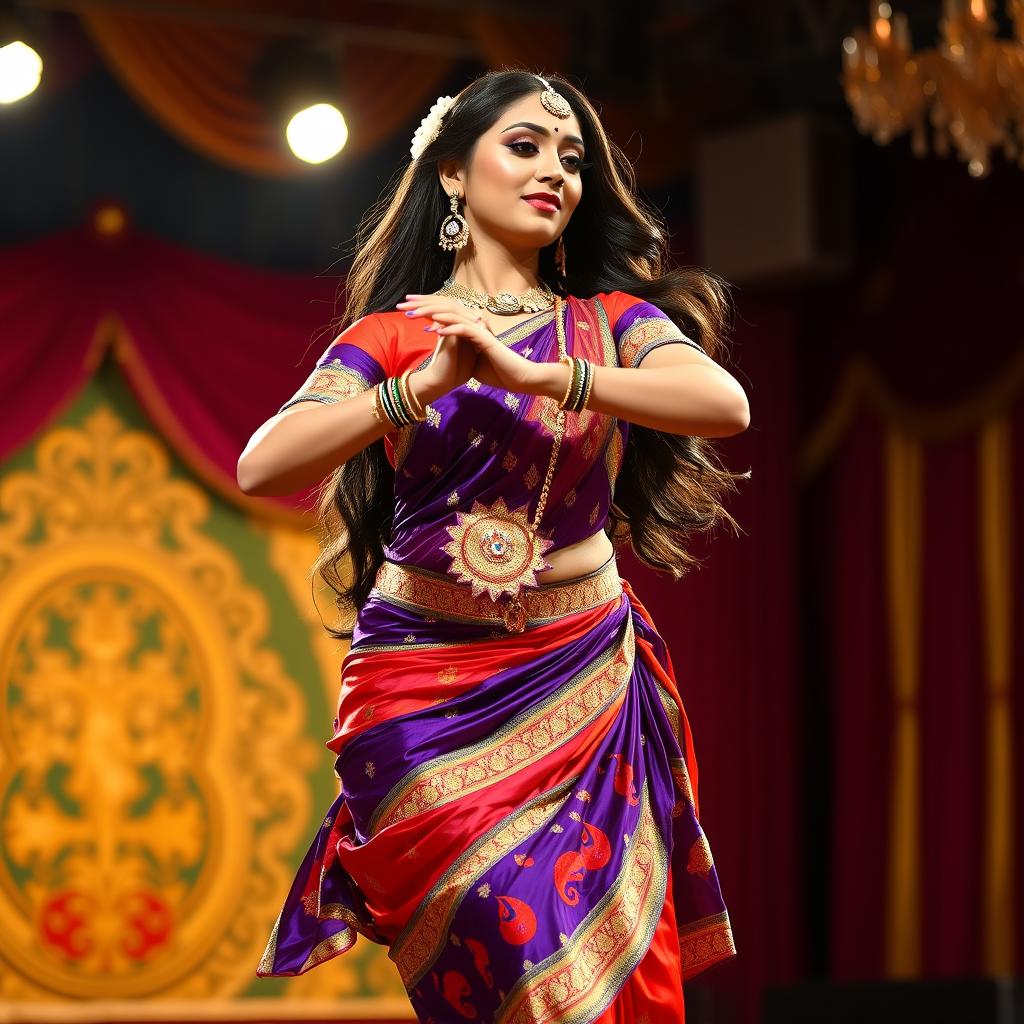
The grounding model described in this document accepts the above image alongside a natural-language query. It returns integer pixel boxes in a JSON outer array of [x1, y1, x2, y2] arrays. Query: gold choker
[[435, 276, 555, 315]]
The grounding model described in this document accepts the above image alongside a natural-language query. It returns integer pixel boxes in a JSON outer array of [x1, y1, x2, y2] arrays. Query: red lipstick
[[522, 192, 561, 212]]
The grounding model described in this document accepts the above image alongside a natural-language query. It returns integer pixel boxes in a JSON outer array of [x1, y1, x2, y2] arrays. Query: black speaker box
[[763, 976, 1023, 1024]]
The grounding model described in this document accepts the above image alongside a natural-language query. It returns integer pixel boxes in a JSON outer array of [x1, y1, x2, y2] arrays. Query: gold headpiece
[[534, 75, 572, 119]]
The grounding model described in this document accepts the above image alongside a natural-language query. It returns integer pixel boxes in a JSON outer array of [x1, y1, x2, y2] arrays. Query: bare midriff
[[535, 528, 615, 585]]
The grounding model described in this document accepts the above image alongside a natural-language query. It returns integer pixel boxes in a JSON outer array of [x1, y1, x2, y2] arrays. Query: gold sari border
[[371, 554, 623, 628], [678, 909, 737, 981], [367, 617, 635, 837]]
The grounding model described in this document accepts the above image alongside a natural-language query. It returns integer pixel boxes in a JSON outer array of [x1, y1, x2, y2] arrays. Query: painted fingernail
[[404, 310, 415, 316], [423, 325, 434, 331]]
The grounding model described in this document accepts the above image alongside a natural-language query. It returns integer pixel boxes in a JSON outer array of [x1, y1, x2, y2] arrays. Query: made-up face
[[444, 91, 587, 250]]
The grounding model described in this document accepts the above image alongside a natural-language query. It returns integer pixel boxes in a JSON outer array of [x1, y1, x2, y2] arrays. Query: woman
[[240, 68, 749, 1023]]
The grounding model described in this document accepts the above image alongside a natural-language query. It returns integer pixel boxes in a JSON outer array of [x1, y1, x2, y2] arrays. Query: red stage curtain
[[812, 387, 1024, 981], [80, 4, 452, 177], [799, 159, 1023, 981], [0, 219, 336, 525]]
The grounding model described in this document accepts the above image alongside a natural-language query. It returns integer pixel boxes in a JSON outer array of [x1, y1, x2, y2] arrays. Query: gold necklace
[[440, 295, 567, 633], [435, 275, 555, 315]]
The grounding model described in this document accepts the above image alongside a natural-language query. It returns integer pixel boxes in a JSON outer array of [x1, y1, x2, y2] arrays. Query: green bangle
[[570, 358, 592, 412], [379, 378, 404, 428], [569, 357, 586, 411], [388, 375, 411, 426]]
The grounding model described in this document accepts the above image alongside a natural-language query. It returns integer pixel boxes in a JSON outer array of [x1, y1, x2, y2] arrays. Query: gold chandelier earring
[[554, 235, 567, 277], [438, 188, 470, 251]]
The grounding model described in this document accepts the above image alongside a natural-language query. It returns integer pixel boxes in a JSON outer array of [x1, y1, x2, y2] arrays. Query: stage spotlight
[[0, 8, 43, 104], [0, 40, 41, 103], [286, 102, 348, 164], [252, 37, 348, 165]]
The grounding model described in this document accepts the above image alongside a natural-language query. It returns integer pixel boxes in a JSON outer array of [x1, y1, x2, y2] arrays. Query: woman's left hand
[[397, 295, 542, 393]]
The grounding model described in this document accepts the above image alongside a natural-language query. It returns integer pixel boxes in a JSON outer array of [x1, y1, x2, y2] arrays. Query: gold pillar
[[883, 427, 923, 976], [978, 416, 1016, 974]]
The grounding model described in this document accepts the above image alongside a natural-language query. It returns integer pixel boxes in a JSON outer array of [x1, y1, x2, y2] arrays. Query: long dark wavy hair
[[311, 68, 750, 640]]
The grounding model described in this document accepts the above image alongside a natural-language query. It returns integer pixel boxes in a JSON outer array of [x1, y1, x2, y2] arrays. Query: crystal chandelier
[[841, 0, 1024, 178]]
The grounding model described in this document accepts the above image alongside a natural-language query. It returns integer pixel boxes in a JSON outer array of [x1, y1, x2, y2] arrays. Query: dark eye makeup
[[506, 139, 592, 172]]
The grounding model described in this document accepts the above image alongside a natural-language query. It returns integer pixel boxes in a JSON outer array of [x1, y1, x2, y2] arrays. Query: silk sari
[[257, 291, 737, 1022]]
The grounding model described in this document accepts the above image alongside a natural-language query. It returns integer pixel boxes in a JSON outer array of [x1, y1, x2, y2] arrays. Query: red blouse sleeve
[[277, 314, 396, 414]]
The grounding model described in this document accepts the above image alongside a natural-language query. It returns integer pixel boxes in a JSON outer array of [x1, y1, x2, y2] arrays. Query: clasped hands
[[395, 294, 548, 398]]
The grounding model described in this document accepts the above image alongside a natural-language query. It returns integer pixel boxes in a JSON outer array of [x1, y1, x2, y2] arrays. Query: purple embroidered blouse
[[277, 291, 705, 580]]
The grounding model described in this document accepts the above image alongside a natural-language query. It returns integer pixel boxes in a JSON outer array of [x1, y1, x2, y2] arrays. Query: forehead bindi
[[498, 96, 583, 143]]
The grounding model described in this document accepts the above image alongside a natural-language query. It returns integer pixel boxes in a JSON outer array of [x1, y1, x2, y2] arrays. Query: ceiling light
[[252, 37, 348, 165], [0, 9, 43, 104]]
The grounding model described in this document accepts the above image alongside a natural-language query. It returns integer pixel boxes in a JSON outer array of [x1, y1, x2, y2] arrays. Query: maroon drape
[[820, 398, 1024, 980], [825, 409, 892, 977], [0, 220, 339, 524], [819, 415, 1018, 984], [802, 156, 1024, 983], [918, 431, 986, 975]]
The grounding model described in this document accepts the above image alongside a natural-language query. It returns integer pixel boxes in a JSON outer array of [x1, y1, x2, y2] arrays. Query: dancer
[[241, 68, 748, 1023]]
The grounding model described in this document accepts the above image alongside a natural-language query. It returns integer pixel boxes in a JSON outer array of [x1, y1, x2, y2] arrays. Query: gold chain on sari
[[440, 295, 569, 633]]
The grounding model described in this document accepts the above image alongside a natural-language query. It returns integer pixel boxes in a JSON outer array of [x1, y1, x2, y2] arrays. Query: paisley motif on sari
[[260, 291, 737, 1021]]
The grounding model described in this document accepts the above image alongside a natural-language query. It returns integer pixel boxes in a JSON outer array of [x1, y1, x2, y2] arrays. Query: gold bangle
[[396, 371, 413, 424], [558, 354, 576, 409], [371, 383, 387, 425], [402, 368, 428, 421], [401, 370, 425, 421]]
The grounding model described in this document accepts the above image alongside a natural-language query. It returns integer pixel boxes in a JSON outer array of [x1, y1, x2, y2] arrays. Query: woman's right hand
[[412, 332, 478, 403]]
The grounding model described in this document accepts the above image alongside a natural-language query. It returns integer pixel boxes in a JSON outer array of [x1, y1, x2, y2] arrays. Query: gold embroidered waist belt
[[371, 554, 623, 632]]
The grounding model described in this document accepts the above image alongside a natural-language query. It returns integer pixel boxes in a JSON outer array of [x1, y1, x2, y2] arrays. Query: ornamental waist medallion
[[440, 497, 555, 627]]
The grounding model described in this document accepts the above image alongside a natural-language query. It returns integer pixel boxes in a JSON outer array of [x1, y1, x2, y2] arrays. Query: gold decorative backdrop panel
[[0, 355, 412, 1018]]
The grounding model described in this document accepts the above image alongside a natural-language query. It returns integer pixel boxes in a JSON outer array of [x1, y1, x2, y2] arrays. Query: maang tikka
[[438, 189, 470, 251], [535, 75, 572, 119]]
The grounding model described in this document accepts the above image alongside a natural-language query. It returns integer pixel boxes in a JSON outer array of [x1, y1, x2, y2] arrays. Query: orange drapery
[[77, 4, 692, 185], [80, 4, 454, 176]]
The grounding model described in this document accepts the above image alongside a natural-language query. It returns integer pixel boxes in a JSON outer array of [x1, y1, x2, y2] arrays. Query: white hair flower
[[410, 94, 455, 160]]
